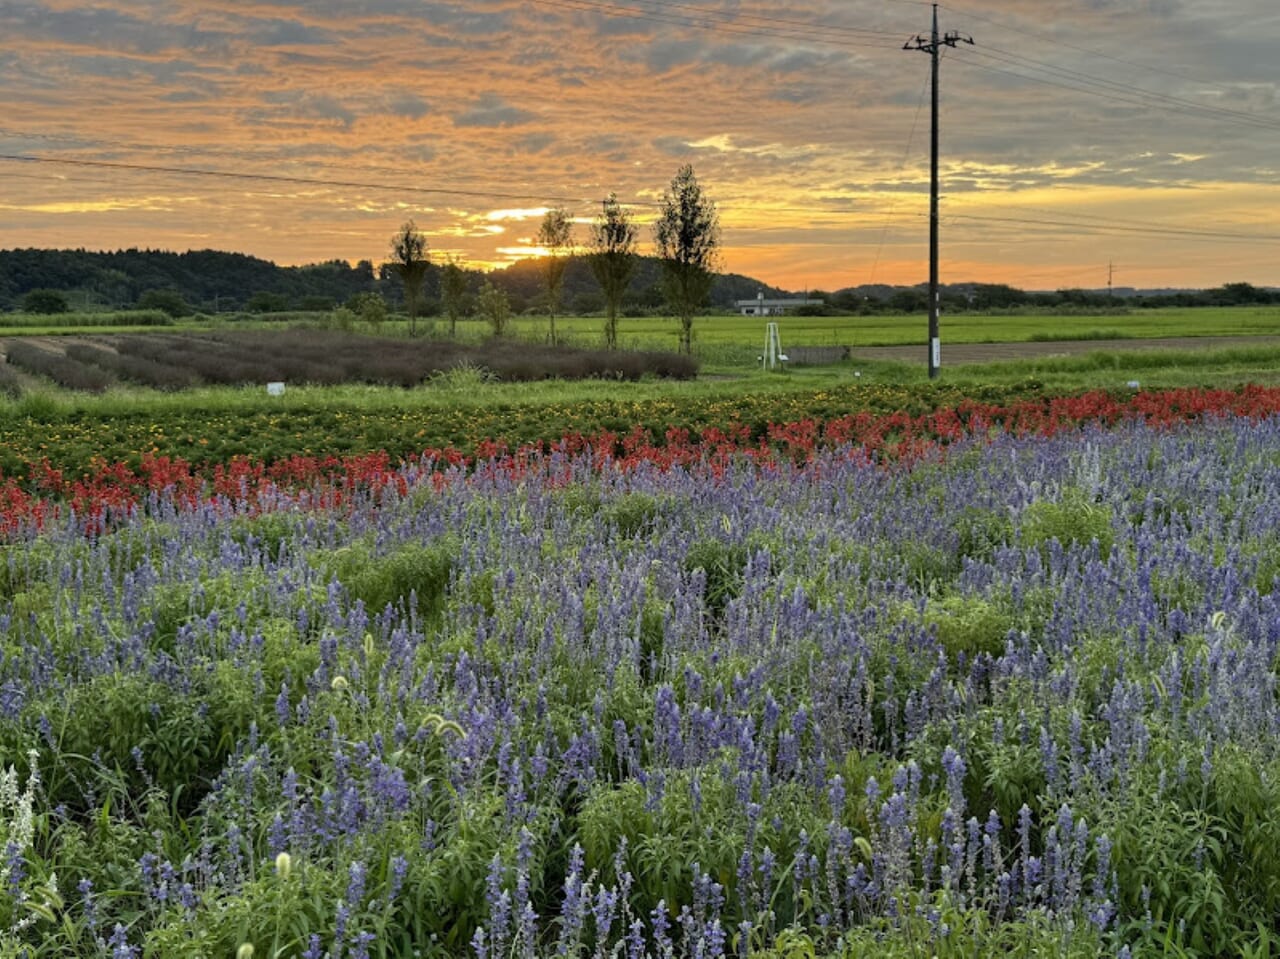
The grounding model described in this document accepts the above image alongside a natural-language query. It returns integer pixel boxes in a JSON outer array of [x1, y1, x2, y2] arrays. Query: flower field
[[4, 388, 1280, 956], [5, 384, 1280, 535]]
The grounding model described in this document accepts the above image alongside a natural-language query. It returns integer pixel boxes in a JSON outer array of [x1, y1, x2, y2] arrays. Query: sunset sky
[[2, 0, 1279, 291]]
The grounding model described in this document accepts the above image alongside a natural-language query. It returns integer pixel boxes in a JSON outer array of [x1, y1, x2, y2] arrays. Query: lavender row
[[3, 415, 1280, 956]]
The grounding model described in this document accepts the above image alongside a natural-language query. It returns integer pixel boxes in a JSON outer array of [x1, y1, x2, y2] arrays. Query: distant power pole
[[1108, 262, 1115, 297], [906, 5, 973, 379]]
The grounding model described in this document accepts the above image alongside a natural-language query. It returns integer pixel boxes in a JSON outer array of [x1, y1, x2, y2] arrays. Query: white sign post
[[764, 322, 784, 371]]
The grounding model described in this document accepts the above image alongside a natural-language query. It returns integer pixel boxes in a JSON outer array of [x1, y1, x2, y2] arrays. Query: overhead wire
[[941, 212, 1280, 243], [958, 44, 1280, 133], [0, 152, 657, 210], [940, 1, 1248, 97], [943, 197, 1264, 238], [603, 0, 906, 41], [0, 152, 889, 221], [526, 0, 904, 50], [868, 70, 931, 283]]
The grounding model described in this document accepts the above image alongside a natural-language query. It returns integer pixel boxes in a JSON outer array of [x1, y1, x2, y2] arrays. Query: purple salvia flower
[[388, 854, 410, 902], [627, 917, 647, 959], [592, 885, 618, 945], [652, 899, 673, 957], [941, 745, 966, 816], [346, 859, 368, 907], [108, 923, 137, 959], [827, 774, 846, 819]]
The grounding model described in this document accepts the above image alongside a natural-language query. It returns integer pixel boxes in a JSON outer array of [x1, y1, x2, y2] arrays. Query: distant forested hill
[[0, 247, 786, 313], [0, 248, 380, 312]]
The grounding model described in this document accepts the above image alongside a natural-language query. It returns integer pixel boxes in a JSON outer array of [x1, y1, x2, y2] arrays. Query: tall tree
[[537, 207, 574, 345], [389, 220, 430, 336], [477, 280, 510, 336], [654, 165, 720, 354], [440, 257, 468, 337], [589, 194, 637, 350]]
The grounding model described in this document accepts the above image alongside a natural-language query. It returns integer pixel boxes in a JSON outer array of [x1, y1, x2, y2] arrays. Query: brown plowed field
[[850, 335, 1280, 364]]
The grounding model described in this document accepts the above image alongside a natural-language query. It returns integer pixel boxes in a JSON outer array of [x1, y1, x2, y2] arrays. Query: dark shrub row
[[64, 343, 201, 391], [0, 360, 23, 398], [0, 331, 698, 394], [114, 334, 348, 386], [107, 330, 698, 389], [4, 341, 115, 393]]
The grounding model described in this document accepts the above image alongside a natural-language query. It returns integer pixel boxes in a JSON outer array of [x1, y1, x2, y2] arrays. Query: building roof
[[733, 297, 824, 307]]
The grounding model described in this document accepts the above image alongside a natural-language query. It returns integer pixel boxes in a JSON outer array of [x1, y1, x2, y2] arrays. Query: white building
[[735, 291, 824, 316]]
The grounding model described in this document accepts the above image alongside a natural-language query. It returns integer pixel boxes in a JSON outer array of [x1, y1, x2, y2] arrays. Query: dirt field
[[850, 335, 1280, 365]]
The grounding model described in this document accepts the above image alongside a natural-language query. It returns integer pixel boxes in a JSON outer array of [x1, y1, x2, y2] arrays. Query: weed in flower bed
[[4, 412, 1280, 955]]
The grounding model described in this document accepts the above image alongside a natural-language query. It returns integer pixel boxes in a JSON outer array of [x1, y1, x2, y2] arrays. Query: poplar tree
[[440, 257, 468, 337], [654, 165, 720, 355], [537, 207, 573, 345], [389, 220, 429, 336], [589, 194, 637, 350]]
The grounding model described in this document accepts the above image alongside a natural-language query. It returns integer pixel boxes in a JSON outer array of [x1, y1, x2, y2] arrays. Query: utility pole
[[906, 5, 972, 379], [1108, 262, 1114, 298]]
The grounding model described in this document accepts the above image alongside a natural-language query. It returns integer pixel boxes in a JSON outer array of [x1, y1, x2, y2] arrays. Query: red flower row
[[3, 385, 1279, 539]]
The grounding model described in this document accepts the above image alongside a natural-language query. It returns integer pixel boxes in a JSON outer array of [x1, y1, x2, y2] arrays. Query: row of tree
[[814, 281, 1280, 314], [388, 165, 719, 352]]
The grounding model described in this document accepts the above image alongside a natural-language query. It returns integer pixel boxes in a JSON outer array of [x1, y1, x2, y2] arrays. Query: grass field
[[4, 304, 1279, 351], [358, 306, 1280, 363], [0, 305, 1278, 476], [516, 304, 1280, 352]]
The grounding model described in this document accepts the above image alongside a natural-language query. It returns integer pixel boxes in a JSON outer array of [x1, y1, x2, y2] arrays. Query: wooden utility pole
[[906, 6, 972, 379]]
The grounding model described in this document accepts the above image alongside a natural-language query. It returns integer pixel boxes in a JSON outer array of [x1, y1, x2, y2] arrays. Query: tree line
[[814, 280, 1280, 315], [6, 162, 1273, 331], [2, 165, 734, 354], [387, 165, 720, 352]]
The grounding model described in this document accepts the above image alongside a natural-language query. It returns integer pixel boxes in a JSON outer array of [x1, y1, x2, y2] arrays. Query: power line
[[957, 46, 1280, 133], [942, 212, 1280, 243], [868, 70, 931, 284], [940, 1, 1244, 98], [616, 0, 907, 41], [530, 0, 1280, 136], [0, 127, 649, 212], [8, 153, 1279, 248], [0, 152, 659, 210], [945, 197, 1268, 238], [0, 154, 888, 222], [0, 127, 893, 221], [978, 44, 1280, 131], [527, 0, 903, 50]]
